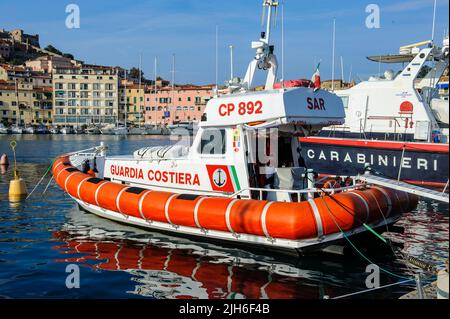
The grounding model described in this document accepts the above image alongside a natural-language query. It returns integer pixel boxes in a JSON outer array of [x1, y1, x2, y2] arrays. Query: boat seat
[[274, 167, 307, 190], [133, 145, 189, 160]]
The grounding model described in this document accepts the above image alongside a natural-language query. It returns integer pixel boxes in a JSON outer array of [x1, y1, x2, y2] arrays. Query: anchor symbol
[[213, 169, 227, 188]]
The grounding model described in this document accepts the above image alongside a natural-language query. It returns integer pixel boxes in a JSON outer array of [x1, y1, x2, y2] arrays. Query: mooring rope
[[318, 192, 438, 284], [26, 159, 55, 200]]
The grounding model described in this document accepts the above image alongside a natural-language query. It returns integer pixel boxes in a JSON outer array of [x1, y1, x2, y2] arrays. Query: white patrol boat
[[52, 0, 418, 254]]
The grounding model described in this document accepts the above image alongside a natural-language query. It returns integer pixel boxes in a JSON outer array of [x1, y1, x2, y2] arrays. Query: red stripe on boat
[[299, 137, 449, 153]]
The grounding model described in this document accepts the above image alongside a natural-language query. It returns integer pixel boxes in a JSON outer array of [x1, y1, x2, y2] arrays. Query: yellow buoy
[[9, 140, 27, 202]]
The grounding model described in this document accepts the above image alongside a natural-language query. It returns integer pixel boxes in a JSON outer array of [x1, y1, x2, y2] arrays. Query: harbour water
[[0, 135, 448, 299]]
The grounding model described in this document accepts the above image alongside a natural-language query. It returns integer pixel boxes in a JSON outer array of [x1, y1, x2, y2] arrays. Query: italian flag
[[311, 63, 321, 91]]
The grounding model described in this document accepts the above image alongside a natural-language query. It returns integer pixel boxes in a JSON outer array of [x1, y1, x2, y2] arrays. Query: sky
[[1, 0, 449, 85]]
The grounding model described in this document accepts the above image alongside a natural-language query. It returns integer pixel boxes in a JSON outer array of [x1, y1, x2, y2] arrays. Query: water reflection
[[52, 207, 370, 299], [393, 200, 449, 266], [51, 202, 445, 299], [0, 165, 8, 175]]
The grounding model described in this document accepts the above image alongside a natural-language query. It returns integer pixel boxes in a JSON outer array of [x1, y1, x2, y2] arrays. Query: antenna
[[340, 56, 344, 83], [331, 18, 336, 91], [261, 3, 266, 26], [263, 0, 276, 45], [431, 0, 437, 44]]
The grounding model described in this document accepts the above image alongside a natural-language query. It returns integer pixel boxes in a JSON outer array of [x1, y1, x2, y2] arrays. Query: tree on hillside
[[129, 67, 144, 80], [44, 45, 63, 55], [63, 53, 74, 59], [11, 58, 24, 65]]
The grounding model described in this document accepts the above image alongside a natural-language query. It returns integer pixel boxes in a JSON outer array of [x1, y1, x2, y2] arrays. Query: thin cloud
[[383, 0, 448, 13]]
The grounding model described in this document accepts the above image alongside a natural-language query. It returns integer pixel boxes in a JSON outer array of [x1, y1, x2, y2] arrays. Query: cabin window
[[200, 128, 226, 155], [340, 96, 349, 109]]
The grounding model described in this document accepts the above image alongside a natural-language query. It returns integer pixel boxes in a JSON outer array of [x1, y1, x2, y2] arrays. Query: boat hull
[[53, 156, 417, 252], [300, 137, 449, 188], [74, 196, 401, 252]]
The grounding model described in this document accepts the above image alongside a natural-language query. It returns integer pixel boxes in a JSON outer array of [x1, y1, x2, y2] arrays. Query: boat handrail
[[66, 144, 106, 157], [228, 183, 370, 202], [106, 155, 188, 162]]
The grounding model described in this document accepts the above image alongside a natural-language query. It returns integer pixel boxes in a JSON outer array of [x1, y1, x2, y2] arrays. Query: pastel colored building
[[119, 80, 146, 124], [0, 80, 52, 125], [144, 85, 213, 124], [25, 55, 76, 74], [52, 66, 119, 126]]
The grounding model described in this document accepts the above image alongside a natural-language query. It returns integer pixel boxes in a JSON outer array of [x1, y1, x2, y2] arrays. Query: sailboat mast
[[170, 54, 175, 123], [139, 52, 142, 128], [281, 0, 285, 84], [431, 0, 437, 43], [332, 18, 336, 91], [154, 56, 158, 125], [215, 25, 219, 92], [124, 69, 127, 129], [229, 45, 234, 81]]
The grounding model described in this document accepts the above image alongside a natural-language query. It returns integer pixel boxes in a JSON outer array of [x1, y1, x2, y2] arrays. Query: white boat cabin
[[329, 37, 449, 143]]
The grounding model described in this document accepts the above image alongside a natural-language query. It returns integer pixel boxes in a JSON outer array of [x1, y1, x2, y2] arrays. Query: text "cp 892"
[[219, 101, 263, 116]]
